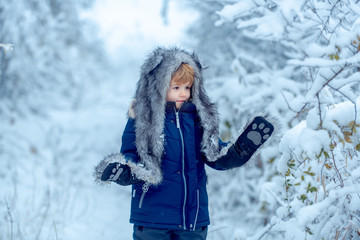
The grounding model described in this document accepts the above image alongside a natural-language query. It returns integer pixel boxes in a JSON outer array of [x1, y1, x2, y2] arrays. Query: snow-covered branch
[[288, 53, 360, 67], [0, 43, 14, 53]]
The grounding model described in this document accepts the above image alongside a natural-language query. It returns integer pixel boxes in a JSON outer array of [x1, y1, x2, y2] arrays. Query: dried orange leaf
[[325, 163, 332, 169]]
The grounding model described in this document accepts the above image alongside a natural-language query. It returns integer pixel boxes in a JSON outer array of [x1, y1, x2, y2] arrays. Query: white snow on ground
[[1, 68, 135, 239]]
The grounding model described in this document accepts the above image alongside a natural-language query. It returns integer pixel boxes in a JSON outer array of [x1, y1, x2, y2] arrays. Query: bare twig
[[53, 221, 58, 240], [331, 151, 344, 188], [280, 91, 297, 113], [256, 222, 276, 240], [290, 65, 346, 124], [320, 159, 328, 198], [265, 188, 286, 207], [35, 190, 51, 240], [5, 199, 14, 240], [316, 66, 346, 96], [316, 93, 323, 129]]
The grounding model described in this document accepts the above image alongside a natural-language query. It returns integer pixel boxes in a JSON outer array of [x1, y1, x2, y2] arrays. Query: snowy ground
[[0, 59, 137, 239]]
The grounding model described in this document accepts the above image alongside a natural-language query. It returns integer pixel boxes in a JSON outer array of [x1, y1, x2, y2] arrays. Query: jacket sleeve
[[120, 118, 140, 163], [204, 116, 274, 170], [115, 118, 142, 185], [204, 138, 255, 170]]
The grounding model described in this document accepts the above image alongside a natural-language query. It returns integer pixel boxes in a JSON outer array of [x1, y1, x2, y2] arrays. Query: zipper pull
[[142, 182, 149, 192], [139, 182, 149, 209], [175, 111, 180, 128]]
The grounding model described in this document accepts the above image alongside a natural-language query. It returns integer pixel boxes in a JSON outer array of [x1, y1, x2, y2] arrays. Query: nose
[[179, 89, 186, 96]]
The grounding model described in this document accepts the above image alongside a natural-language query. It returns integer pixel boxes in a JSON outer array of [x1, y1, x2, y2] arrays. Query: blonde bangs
[[171, 63, 195, 85]]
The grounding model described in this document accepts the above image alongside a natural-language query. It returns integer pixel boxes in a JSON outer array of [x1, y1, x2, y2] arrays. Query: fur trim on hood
[[129, 47, 221, 185]]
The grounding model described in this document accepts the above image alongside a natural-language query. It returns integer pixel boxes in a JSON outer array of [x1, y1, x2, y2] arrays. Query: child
[[95, 47, 274, 240]]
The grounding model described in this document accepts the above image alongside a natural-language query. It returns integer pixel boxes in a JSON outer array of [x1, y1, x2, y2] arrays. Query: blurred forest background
[[1, 1, 360, 240]]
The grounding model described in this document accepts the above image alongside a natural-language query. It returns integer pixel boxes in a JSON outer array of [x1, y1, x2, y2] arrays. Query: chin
[[176, 102, 183, 109]]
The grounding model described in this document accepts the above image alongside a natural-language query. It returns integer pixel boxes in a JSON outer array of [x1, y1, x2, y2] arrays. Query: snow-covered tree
[[0, 0, 104, 115], [188, 1, 360, 239]]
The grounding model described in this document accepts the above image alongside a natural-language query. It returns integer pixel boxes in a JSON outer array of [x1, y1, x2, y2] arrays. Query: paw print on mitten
[[246, 117, 273, 146], [109, 163, 124, 181], [101, 162, 124, 181]]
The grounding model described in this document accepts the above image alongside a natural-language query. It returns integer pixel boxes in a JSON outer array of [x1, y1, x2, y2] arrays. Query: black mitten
[[235, 116, 274, 155], [205, 116, 274, 170], [101, 162, 141, 186]]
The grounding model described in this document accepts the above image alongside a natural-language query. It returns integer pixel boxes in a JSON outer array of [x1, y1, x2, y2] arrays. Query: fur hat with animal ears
[[130, 46, 221, 185]]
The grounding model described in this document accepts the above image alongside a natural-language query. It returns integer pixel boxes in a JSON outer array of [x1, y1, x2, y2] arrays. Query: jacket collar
[[165, 101, 196, 114]]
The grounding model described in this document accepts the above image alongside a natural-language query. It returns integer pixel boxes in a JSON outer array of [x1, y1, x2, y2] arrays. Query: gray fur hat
[[133, 47, 221, 183]]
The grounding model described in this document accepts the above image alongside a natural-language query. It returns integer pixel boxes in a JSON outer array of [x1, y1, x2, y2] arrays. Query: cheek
[[166, 90, 175, 101]]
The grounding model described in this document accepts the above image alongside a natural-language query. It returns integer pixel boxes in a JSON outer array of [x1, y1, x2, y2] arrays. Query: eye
[[186, 86, 191, 90], [173, 86, 179, 90]]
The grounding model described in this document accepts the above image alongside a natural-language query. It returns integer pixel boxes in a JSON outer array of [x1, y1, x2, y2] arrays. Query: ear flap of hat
[[191, 51, 204, 71], [141, 49, 164, 76]]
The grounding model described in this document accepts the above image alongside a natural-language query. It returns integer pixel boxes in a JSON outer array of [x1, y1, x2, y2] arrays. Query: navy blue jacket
[[119, 101, 256, 230], [121, 102, 222, 230]]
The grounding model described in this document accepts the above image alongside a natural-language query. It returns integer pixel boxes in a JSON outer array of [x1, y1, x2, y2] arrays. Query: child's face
[[166, 80, 192, 109]]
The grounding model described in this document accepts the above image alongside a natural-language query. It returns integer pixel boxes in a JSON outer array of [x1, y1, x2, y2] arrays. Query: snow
[[81, 0, 198, 60], [239, 12, 285, 40], [278, 0, 305, 22], [1, 92, 133, 239], [325, 99, 358, 126], [288, 52, 360, 67], [278, 121, 306, 173], [0, 43, 14, 53], [2, 0, 360, 239], [215, 2, 256, 24], [304, 43, 334, 57], [299, 128, 330, 157]]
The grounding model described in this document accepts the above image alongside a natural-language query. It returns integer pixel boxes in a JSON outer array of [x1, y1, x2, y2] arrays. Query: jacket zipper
[[192, 189, 200, 231], [175, 107, 187, 230], [139, 182, 149, 209]]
